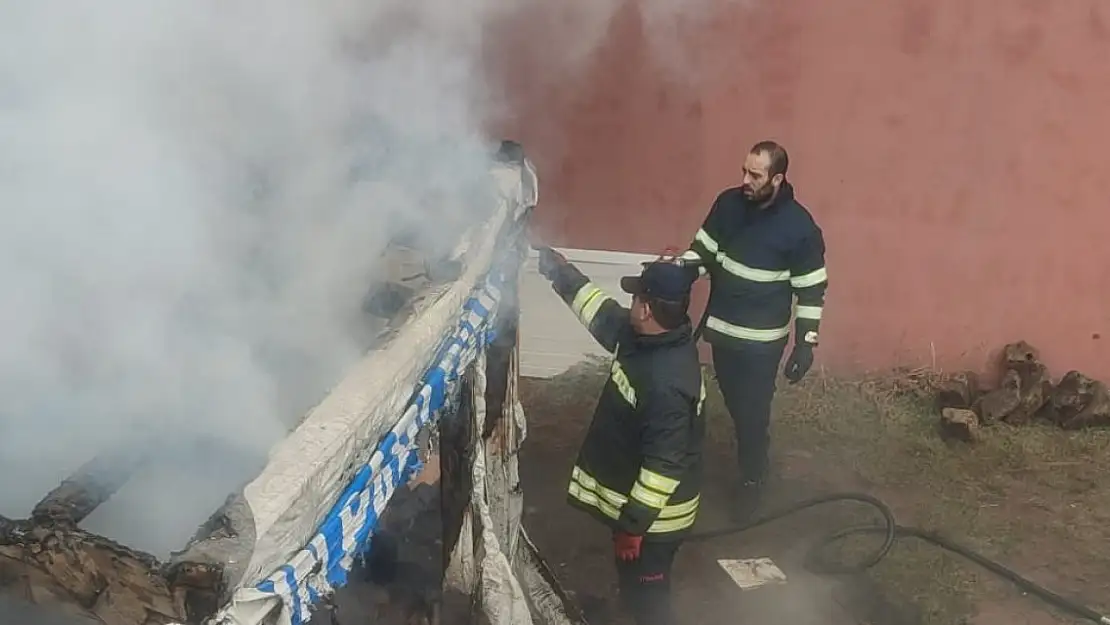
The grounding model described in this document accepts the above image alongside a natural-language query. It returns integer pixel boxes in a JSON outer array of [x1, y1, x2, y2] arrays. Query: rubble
[[935, 371, 981, 412], [0, 153, 546, 625], [0, 234, 484, 625], [939, 408, 980, 443], [1042, 371, 1110, 430], [0, 518, 185, 625], [975, 369, 1021, 425], [932, 340, 1110, 437]]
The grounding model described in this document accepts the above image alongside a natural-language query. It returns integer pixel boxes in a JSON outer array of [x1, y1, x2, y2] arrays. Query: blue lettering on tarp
[[246, 265, 508, 625], [281, 565, 300, 625], [426, 367, 446, 413]]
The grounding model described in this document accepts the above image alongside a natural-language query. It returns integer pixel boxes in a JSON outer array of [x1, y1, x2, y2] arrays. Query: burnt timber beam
[[31, 448, 149, 527], [1, 447, 229, 624]]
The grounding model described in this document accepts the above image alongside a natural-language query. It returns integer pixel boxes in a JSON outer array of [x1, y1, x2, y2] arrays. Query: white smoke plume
[[0, 0, 726, 561]]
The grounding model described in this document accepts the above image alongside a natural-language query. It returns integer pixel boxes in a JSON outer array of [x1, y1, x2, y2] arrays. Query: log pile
[[936, 340, 1110, 442]]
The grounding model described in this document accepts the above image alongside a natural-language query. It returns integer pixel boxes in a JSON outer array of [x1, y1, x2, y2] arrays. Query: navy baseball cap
[[620, 261, 697, 303]]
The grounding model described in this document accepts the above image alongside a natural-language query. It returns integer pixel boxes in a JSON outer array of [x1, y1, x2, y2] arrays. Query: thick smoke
[[0, 0, 725, 565], [0, 0, 630, 557]]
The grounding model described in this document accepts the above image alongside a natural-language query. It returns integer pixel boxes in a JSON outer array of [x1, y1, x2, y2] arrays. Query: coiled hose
[[685, 492, 1110, 624]]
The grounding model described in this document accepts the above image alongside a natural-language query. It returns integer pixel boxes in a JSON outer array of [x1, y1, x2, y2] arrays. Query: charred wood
[[32, 449, 148, 527]]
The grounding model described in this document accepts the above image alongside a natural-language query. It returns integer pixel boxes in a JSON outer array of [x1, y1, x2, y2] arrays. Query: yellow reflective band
[[706, 316, 790, 342], [649, 496, 699, 533], [570, 466, 700, 534], [638, 468, 679, 495], [568, 482, 621, 520], [697, 379, 707, 415], [610, 360, 637, 407], [790, 267, 828, 288], [570, 283, 609, 326], [631, 482, 669, 509], [572, 467, 628, 507], [695, 228, 719, 254], [795, 305, 823, 320], [570, 284, 600, 313], [649, 510, 697, 533], [717, 254, 791, 283], [658, 495, 699, 519]]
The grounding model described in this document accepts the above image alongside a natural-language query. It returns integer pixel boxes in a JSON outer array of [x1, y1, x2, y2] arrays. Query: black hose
[[685, 492, 1110, 625]]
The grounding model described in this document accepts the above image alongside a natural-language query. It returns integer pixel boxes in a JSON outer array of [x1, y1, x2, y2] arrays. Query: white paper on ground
[[717, 558, 788, 591]]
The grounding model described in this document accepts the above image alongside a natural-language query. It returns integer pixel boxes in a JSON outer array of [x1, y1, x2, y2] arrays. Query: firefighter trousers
[[711, 342, 786, 483], [615, 538, 682, 625]]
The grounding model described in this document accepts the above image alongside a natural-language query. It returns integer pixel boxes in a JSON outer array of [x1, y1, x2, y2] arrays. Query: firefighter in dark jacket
[[536, 246, 705, 625], [681, 140, 828, 520]]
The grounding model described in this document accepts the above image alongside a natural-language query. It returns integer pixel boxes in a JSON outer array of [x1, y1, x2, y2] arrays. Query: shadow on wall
[[485, 0, 709, 253]]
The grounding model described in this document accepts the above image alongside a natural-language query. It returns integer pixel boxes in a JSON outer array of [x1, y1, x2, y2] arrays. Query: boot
[[731, 479, 764, 525]]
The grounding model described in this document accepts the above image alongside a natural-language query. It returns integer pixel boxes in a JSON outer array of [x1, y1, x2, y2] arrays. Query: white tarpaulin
[[444, 350, 583, 625], [195, 155, 581, 625]]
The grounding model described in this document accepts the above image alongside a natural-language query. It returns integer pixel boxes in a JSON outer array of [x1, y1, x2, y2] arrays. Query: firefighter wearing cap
[[535, 247, 704, 625], [680, 140, 828, 521]]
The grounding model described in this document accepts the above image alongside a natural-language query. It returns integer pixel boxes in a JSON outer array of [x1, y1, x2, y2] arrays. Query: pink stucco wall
[[494, 0, 1110, 379]]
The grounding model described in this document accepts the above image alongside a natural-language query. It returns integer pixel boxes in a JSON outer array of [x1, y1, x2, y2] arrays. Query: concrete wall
[[497, 0, 1110, 379]]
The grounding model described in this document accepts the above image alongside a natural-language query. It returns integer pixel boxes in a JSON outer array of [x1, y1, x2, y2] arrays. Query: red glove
[[614, 532, 643, 562]]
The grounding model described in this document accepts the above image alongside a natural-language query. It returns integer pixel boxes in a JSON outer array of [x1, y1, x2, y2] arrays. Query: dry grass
[[525, 361, 1110, 625], [743, 367, 1110, 624]]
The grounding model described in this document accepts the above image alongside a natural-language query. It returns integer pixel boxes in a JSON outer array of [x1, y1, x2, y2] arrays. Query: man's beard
[[741, 183, 775, 203]]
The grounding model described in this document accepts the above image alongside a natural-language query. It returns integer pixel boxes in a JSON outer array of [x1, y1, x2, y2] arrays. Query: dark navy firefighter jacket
[[682, 182, 828, 350], [547, 261, 706, 541]]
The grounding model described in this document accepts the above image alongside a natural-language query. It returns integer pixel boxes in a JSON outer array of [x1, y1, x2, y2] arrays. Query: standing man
[[680, 140, 828, 520], [535, 246, 705, 625]]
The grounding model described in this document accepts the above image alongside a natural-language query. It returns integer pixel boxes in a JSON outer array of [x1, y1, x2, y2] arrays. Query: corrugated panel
[[519, 248, 655, 379]]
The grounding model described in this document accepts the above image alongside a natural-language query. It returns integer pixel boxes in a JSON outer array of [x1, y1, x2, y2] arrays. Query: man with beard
[[679, 140, 828, 521]]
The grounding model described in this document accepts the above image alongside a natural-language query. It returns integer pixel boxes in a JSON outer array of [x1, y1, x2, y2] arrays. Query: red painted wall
[[493, 0, 1110, 379]]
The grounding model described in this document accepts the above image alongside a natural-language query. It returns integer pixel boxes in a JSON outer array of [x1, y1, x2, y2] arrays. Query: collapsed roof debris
[[0, 152, 555, 625]]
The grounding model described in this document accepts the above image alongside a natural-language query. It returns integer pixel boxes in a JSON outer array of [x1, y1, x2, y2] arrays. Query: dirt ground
[[518, 360, 1110, 625]]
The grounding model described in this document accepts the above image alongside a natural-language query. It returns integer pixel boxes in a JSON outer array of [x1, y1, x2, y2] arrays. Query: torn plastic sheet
[[443, 354, 584, 625]]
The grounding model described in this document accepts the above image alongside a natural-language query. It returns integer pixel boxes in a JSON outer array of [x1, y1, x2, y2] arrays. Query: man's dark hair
[[750, 140, 789, 178], [647, 297, 689, 330]]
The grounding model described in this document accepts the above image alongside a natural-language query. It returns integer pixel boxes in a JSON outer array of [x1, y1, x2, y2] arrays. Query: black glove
[[783, 344, 814, 383], [536, 246, 567, 280]]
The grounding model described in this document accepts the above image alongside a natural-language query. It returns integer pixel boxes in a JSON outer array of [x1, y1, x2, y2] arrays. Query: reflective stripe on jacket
[[548, 263, 705, 540], [684, 182, 828, 349]]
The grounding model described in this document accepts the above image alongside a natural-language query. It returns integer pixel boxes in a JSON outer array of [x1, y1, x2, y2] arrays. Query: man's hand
[[783, 344, 814, 384], [535, 246, 567, 280], [613, 532, 643, 562]]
